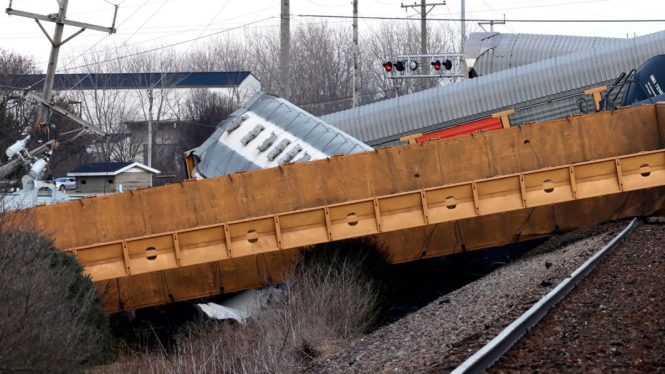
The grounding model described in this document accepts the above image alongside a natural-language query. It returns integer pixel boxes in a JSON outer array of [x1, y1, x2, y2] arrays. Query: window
[[80, 180, 87, 184], [108, 179, 113, 184]]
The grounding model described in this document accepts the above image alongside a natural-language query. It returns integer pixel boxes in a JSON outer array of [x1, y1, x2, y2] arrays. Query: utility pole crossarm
[[478, 14, 506, 32], [6, 8, 116, 34], [6, 1, 118, 127], [400, 2, 446, 9], [24, 91, 106, 136], [401, 1, 445, 80]]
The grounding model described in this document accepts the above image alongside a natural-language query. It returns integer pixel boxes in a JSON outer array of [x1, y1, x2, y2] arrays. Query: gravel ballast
[[308, 222, 627, 373], [491, 223, 665, 373]]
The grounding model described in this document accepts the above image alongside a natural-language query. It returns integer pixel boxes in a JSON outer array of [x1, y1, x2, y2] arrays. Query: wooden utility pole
[[401, 2, 446, 77], [6, 0, 117, 127], [420, 0, 428, 75], [147, 90, 154, 167], [461, 0, 465, 54], [279, 0, 290, 100], [40, 0, 68, 127], [352, 0, 360, 107]]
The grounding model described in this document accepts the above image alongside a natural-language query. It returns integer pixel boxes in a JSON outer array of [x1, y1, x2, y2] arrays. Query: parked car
[[54, 177, 76, 191]]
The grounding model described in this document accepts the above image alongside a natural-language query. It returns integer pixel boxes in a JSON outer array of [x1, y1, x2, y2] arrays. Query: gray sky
[[2, 0, 665, 72]]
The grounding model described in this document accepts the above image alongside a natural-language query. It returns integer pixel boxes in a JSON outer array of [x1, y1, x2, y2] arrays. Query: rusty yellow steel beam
[[66, 148, 665, 283]]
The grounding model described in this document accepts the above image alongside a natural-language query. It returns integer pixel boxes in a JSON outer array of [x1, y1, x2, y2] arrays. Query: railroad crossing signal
[[382, 53, 466, 79]]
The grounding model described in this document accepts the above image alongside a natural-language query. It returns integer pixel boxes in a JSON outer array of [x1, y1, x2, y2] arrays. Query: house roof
[[68, 162, 160, 176], [6, 72, 254, 91]]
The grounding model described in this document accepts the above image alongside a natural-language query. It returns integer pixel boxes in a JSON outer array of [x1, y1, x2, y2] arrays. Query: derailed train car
[[6, 102, 665, 313], [5, 37, 665, 313]]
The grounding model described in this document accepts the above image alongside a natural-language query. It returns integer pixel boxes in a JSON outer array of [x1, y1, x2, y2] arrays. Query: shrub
[[0, 228, 114, 372]]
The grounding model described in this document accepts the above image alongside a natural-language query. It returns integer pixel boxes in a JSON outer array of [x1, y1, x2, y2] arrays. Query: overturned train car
[[5, 104, 665, 313]]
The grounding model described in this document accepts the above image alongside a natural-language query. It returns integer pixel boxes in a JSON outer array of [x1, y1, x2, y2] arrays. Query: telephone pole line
[[352, 0, 360, 107], [280, 0, 291, 100], [6, 0, 117, 127], [461, 0, 465, 54], [401, 2, 446, 77]]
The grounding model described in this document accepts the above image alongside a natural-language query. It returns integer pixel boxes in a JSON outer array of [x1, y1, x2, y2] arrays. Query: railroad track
[[451, 218, 639, 374]]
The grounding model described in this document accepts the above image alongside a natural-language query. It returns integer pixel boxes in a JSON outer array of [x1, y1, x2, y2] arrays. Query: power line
[[296, 14, 665, 23], [58, 16, 275, 72], [122, 0, 172, 45]]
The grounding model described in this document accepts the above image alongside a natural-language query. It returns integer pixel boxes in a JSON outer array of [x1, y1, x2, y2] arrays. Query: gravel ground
[[491, 223, 665, 373], [307, 222, 628, 373]]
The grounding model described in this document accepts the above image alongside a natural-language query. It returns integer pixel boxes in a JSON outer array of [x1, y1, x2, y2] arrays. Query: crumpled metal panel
[[322, 30, 665, 146], [192, 92, 372, 177]]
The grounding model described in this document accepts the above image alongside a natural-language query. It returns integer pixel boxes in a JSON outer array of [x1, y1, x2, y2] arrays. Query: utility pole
[[40, 0, 68, 128], [421, 0, 427, 76], [460, 0, 465, 54], [279, 0, 290, 100], [352, 0, 360, 107], [6, 1, 117, 127], [147, 90, 154, 168], [401, 2, 446, 77]]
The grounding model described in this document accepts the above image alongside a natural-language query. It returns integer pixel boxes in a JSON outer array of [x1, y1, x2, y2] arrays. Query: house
[[67, 162, 160, 194], [5, 71, 260, 181]]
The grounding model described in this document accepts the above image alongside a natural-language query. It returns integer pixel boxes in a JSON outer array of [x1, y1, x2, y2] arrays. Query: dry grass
[[100, 239, 388, 373]]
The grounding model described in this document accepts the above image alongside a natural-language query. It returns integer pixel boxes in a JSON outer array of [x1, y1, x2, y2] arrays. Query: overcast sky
[[2, 0, 665, 72]]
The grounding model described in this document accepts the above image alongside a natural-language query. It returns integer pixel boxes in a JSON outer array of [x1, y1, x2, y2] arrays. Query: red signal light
[[442, 59, 453, 70], [383, 62, 393, 72], [431, 59, 453, 71]]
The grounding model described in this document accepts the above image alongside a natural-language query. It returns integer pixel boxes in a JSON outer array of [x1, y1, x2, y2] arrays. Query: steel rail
[[451, 217, 639, 374]]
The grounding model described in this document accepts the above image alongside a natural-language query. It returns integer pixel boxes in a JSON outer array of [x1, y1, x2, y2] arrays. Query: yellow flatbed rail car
[[7, 104, 665, 313]]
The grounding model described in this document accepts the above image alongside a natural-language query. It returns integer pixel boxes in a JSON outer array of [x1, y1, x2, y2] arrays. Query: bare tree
[[181, 21, 458, 115], [0, 49, 38, 160], [360, 21, 458, 102], [48, 19, 459, 179]]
